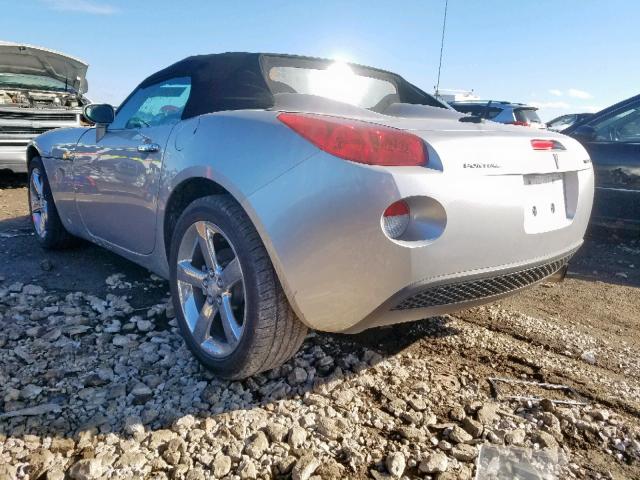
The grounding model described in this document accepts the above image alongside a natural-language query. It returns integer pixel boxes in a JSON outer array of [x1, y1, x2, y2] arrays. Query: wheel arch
[[163, 176, 231, 261], [26, 145, 41, 171], [161, 175, 303, 325]]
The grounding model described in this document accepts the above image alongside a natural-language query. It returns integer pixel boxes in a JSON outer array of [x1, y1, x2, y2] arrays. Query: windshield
[[0, 73, 74, 92], [548, 115, 575, 127], [262, 56, 445, 112], [515, 108, 542, 124]]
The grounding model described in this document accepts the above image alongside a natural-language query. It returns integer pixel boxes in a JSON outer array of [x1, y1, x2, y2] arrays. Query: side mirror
[[83, 104, 114, 125], [571, 125, 596, 143]]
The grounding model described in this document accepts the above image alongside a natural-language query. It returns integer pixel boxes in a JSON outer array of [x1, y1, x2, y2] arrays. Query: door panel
[[73, 125, 173, 253], [580, 101, 640, 225], [583, 141, 640, 225], [72, 76, 192, 254]]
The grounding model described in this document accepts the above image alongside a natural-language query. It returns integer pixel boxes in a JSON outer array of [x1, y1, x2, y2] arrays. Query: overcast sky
[[1, 0, 638, 120]]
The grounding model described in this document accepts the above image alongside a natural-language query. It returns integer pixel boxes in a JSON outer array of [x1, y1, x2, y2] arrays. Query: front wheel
[[169, 195, 307, 379], [28, 157, 77, 249]]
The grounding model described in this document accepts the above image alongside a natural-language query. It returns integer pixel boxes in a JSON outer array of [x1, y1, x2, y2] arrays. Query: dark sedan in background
[[564, 94, 640, 229]]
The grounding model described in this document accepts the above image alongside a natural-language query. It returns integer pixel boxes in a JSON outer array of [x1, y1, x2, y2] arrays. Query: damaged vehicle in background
[[0, 42, 89, 173]]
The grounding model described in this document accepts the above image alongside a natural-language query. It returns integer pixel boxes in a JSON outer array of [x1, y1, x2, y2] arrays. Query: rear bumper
[[245, 151, 594, 333], [344, 246, 576, 333], [0, 145, 27, 172]]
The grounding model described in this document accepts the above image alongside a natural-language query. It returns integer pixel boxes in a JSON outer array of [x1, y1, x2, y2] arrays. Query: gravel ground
[[1, 172, 639, 479]]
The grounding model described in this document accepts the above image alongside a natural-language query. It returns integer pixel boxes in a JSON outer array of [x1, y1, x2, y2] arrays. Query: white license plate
[[523, 173, 567, 233]]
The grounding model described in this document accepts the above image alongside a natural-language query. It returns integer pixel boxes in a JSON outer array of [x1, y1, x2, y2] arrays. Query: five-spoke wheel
[[176, 220, 245, 357], [169, 195, 307, 379]]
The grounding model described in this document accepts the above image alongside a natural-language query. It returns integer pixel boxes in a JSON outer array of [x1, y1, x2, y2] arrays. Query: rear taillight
[[531, 139, 566, 150], [382, 200, 410, 239], [510, 121, 530, 127], [277, 112, 427, 166]]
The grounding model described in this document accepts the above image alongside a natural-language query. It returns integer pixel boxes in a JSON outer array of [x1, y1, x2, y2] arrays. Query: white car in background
[[450, 100, 547, 129], [0, 42, 89, 172]]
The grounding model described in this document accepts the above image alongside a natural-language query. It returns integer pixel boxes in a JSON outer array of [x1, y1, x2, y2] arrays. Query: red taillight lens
[[278, 112, 427, 166], [383, 200, 410, 217], [382, 200, 410, 239], [510, 121, 530, 126], [531, 139, 566, 150]]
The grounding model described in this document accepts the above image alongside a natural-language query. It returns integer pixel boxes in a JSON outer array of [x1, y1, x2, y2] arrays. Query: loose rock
[[292, 453, 320, 480], [386, 451, 406, 477], [211, 454, 232, 477], [419, 451, 449, 474]]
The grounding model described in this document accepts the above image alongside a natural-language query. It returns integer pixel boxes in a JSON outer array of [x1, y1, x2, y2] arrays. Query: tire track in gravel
[[338, 315, 640, 479], [447, 311, 640, 419], [458, 304, 640, 380]]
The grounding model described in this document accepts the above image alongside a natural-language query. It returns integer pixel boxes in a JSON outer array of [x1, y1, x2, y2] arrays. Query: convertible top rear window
[[266, 64, 397, 109], [261, 54, 446, 112], [134, 52, 445, 119]]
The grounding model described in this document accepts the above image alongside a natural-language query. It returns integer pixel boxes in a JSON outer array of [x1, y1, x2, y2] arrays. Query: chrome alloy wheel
[[176, 221, 246, 357], [29, 167, 48, 238]]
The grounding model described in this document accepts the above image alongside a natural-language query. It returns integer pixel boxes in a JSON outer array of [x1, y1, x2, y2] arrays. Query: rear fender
[[155, 111, 321, 276]]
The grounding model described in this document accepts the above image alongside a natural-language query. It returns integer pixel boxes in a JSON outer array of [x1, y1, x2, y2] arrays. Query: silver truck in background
[[0, 41, 89, 172]]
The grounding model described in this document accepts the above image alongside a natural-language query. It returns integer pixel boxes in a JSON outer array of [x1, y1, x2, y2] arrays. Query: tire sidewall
[[28, 157, 54, 247], [169, 197, 262, 377]]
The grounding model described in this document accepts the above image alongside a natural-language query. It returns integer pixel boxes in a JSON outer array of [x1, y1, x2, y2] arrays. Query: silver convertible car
[[27, 53, 594, 378]]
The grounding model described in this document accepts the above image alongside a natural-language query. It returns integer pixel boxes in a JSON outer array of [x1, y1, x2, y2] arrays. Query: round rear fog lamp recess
[[382, 200, 410, 239]]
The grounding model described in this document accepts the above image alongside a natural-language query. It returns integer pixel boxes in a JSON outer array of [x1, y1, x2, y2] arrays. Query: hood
[[0, 41, 88, 93]]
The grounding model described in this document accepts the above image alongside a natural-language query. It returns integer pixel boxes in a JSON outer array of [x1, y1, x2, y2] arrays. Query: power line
[[435, 0, 449, 96]]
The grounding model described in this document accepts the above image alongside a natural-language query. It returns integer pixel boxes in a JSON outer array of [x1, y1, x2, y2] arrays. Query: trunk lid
[[360, 103, 590, 176], [273, 94, 591, 175]]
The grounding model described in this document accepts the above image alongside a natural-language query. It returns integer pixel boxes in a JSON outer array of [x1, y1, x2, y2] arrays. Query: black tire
[[28, 156, 78, 249], [169, 195, 307, 379]]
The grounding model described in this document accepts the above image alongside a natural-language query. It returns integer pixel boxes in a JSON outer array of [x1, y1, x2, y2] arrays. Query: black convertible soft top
[[136, 52, 444, 119]]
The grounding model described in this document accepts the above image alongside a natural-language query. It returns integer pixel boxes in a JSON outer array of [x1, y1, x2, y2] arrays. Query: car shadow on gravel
[[0, 171, 27, 188], [0, 215, 169, 302], [567, 228, 640, 289], [330, 316, 458, 356]]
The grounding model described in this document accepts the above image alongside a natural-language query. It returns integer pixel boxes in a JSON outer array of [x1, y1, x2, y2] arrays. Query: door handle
[[137, 143, 160, 153]]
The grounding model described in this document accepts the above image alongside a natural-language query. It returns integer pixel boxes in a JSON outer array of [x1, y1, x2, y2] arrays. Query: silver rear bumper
[[344, 247, 577, 333]]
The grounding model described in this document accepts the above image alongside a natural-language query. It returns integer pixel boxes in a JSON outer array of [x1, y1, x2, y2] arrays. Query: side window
[[549, 115, 575, 129], [592, 105, 640, 143], [111, 77, 192, 130], [483, 107, 502, 119]]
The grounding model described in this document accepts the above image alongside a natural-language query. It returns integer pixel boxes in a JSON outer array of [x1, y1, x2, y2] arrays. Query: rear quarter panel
[[155, 110, 322, 275]]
